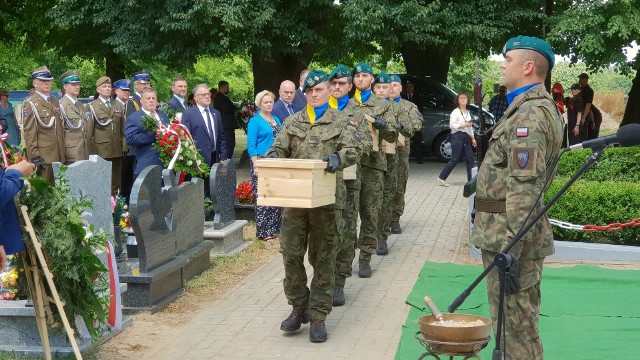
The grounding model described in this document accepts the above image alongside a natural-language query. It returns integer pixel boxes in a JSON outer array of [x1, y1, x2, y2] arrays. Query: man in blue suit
[[167, 76, 189, 112], [182, 84, 227, 197], [292, 69, 310, 110], [125, 87, 170, 180], [272, 80, 301, 122], [0, 157, 36, 269]]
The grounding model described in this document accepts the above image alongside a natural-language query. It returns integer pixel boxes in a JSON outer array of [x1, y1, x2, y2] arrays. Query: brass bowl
[[418, 314, 492, 354]]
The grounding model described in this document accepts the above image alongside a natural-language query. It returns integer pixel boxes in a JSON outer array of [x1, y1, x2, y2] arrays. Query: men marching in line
[[58, 70, 92, 164]]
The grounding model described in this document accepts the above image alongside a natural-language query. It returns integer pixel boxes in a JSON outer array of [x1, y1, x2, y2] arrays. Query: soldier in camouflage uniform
[[267, 70, 362, 343], [59, 70, 91, 164], [389, 75, 423, 234], [22, 66, 65, 184], [350, 63, 398, 278], [470, 36, 563, 359], [372, 73, 413, 255], [327, 65, 372, 307]]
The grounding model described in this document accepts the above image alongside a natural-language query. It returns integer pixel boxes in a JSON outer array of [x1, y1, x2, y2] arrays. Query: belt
[[475, 199, 506, 213]]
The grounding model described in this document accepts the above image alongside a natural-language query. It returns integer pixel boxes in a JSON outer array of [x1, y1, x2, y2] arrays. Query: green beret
[[60, 70, 81, 85], [390, 75, 402, 83], [374, 72, 391, 84], [502, 35, 555, 71], [329, 65, 351, 80], [351, 62, 373, 77], [303, 70, 329, 91]]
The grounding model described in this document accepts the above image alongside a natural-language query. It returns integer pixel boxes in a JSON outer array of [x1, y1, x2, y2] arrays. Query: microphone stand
[[448, 147, 605, 360]]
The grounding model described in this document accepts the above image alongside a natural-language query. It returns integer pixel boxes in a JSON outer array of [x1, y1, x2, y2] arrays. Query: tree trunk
[[105, 52, 125, 82], [250, 49, 311, 97], [401, 42, 451, 84], [544, 0, 554, 91], [620, 66, 640, 126]]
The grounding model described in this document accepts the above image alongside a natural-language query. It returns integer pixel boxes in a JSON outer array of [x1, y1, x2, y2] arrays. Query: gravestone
[[210, 160, 237, 229], [53, 155, 113, 236], [205, 160, 249, 255], [120, 166, 214, 312]]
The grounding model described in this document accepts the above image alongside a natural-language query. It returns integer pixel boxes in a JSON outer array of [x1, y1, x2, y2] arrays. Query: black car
[[397, 74, 495, 162]]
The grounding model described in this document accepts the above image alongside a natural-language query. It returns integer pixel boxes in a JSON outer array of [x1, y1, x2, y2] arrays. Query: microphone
[[568, 123, 640, 151]]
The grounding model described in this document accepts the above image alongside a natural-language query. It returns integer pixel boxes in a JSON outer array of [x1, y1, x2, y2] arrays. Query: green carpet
[[396, 262, 640, 359]]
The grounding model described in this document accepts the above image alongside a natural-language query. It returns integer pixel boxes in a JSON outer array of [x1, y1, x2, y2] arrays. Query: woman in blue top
[[0, 90, 21, 146], [247, 90, 282, 241]]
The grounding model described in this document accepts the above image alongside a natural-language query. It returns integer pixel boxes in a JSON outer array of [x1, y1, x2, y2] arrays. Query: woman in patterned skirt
[[247, 90, 282, 241]]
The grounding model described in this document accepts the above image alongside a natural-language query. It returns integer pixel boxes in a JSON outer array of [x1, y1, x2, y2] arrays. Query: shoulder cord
[[27, 100, 55, 128], [89, 103, 113, 128], [60, 103, 83, 130]]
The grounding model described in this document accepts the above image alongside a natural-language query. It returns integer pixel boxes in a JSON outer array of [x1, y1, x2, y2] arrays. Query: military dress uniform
[[89, 77, 125, 195], [23, 66, 65, 184], [113, 79, 140, 202], [390, 84, 424, 233], [268, 70, 362, 343], [59, 70, 91, 163], [470, 36, 563, 359], [131, 70, 151, 109]]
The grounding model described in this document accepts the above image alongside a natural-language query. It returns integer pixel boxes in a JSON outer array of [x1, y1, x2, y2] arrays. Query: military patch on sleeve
[[23, 109, 28, 118], [516, 150, 529, 168], [510, 142, 538, 178], [516, 127, 528, 137]]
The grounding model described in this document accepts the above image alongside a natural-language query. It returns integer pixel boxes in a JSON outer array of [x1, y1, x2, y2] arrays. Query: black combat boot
[[333, 286, 345, 306], [376, 235, 389, 256], [390, 221, 402, 234], [280, 307, 309, 332], [309, 319, 328, 342], [358, 259, 372, 278]]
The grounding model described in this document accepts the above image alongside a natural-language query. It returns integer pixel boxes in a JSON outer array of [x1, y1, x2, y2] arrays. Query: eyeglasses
[[330, 81, 350, 87], [195, 93, 211, 97]]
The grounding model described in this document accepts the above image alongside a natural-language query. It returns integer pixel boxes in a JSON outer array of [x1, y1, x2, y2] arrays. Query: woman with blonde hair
[[247, 90, 282, 241]]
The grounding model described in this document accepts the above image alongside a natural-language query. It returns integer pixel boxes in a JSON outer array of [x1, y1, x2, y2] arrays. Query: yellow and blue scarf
[[306, 103, 329, 124], [354, 89, 372, 105]]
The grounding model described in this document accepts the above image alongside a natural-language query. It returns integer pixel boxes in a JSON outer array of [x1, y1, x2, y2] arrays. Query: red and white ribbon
[[158, 123, 206, 173], [0, 133, 10, 168]]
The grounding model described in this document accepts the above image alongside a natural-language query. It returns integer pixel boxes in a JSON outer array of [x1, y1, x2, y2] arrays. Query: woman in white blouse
[[437, 92, 477, 187]]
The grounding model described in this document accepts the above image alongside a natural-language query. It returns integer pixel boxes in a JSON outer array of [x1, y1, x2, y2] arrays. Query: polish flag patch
[[516, 127, 528, 137]]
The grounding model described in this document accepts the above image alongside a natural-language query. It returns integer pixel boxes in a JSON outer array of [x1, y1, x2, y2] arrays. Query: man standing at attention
[[213, 80, 237, 160], [89, 76, 125, 195], [578, 72, 598, 139], [167, 76, 189, 112], [114, 79, 139, 202], [292, 68, 310, 110], [267, 70, 362, 343], [272, 80, 301, 121], [471, 35, 563, 359], [131, 70, 151, 108], [59, 70, 91, 164], [22, 66, 65, 184]]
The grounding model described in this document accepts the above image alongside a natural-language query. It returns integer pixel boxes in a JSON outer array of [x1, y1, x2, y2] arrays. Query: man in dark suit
[[292, 69, 310, 110], [114, 79, 139, 202], [182, 84, 227, 197], [272, 80, 301, 122], [125, 87, 170, 180], [167, 76, 189, 112], [212, 80, 237, 160], [402, 82, 425, 164], [131, 70, 151, 108]]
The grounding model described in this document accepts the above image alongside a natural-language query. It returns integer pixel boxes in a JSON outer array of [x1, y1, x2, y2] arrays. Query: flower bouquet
[[141, 115, 210, 177], [159, 102, 183, 123], [235, 181, 254, 204], [235, 100, 256, 133], [0, 143, 27, 169], [0, 267, 21, 300]]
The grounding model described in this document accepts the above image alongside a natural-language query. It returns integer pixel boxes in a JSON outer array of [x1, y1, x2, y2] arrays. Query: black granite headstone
[[210, 160, 237, 230]]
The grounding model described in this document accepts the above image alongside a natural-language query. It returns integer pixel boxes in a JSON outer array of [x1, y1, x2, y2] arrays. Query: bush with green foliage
[[546, 146, 640, 245]]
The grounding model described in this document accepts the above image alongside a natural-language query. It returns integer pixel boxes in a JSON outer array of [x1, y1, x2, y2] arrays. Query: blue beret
[[114, 79, 132, 90], [374, 72, 391, 84], [329, 65, 351, 80], [60, 70, 81, 85], [502, 35, 555, 71], [390, 75, 402, 83], [133, 70, 151, 83], [351, 62, 373, 77], [31, 66, 54, 81], [303, 70, 330, 91]]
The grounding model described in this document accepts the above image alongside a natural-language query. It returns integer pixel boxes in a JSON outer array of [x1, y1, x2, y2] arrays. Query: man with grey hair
[[125, 87, 170, 179], [272, 80, 301, 121]]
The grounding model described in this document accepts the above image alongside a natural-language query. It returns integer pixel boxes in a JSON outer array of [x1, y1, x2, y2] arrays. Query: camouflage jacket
[[348, 96, 397, 172], [269, 107, 363, 210], [470, 85, 563, 259]]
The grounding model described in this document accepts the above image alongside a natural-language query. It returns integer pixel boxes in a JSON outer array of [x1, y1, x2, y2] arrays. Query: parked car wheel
[[434, 133, 452, 163]]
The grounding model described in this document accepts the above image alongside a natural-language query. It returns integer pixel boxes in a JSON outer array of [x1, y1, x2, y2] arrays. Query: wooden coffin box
[[343, 164, 357, 180], [382, 140, 396, 154], [397, 133, 406, 147], [255, 159, 336, 208]]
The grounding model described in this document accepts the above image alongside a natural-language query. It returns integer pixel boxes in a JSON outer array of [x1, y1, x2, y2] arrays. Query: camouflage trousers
[[481, 250, 545, 360], [378, 154, 398, 237], [358, 166, 384, 260], [391, 146, 410, 223], [280, 207, 341, 320], [334, 181, 360, 287]]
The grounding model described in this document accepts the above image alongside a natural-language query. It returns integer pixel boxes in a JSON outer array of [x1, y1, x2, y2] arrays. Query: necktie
[[205, 108, 215, 148], [183, 100, 188, 109], [105, 100, 111, 108], [287, 103, 294, 116]]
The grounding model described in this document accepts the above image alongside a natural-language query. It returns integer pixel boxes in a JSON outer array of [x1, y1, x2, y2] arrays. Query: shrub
[[545, 177, 640, 245], [556, 147, 640, 183]]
